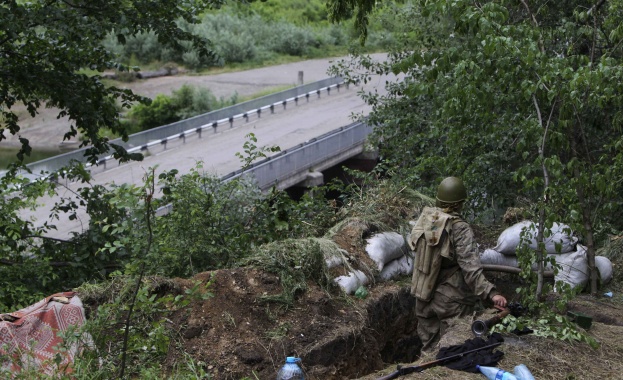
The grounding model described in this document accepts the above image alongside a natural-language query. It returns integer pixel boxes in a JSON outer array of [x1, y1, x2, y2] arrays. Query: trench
[[304, 287, 422, 379]]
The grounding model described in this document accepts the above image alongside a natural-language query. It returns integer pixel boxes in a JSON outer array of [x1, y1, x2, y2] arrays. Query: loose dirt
[[14, 57, 621, 379], [139, 224, 623, 380]]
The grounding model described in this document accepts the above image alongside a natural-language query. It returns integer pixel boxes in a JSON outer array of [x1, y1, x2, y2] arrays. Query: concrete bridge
[[15, 66, 392, 238]]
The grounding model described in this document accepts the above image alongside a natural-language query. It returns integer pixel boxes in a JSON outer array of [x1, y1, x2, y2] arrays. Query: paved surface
[[19, 54, 393, 239]]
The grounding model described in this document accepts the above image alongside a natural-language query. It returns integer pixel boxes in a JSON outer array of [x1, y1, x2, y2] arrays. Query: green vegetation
[[0, 0, 227, 164], [329, 0, 623, 347], [100, 1, 387, 75], [122, 84, 239, 133], [4, 0, 623, 378]]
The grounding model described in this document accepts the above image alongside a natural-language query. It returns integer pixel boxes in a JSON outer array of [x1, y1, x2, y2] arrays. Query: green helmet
[[436, 177, 467, 204]]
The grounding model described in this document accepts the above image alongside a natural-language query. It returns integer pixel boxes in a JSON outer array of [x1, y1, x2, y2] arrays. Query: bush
[[267, 23, 320, 56], [213, 31, 257, 64], [127, 94, 179, 130], [124, 84, 238, 131], [103, 10, 354, 71]]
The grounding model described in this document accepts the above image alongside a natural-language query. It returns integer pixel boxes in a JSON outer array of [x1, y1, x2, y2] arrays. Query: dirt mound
[[167, 269, 417, 379]]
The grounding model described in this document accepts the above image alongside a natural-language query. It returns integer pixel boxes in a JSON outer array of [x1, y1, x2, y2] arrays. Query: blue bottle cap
[[286, 357, 300, 363]]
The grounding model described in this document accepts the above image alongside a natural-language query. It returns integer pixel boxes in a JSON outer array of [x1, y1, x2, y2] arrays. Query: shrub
[[267, 23, 320, 56], [127, 94, 179, 130], [214, 31, 258, 63]]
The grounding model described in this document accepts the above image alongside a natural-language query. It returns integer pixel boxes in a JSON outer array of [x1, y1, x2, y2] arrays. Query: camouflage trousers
[[415, 292, 474, 352]]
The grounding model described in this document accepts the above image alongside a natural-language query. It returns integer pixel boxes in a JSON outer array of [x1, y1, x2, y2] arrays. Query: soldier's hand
[[492, 295, 507, 308]]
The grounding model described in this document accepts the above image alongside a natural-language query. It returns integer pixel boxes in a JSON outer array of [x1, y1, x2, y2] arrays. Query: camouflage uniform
[[409, 208, 499, 351]]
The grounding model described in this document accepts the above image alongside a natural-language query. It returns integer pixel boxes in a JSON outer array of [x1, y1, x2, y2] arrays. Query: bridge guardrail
[[20, 77, 346, 177], [222, 120, 373, 190], [155, 120, 373, 217]]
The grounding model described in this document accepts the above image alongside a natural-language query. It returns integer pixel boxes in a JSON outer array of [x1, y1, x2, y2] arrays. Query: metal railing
[[20, 77, 347, 177], [223, 120, 373, 190], [156, 120, 374, 216]]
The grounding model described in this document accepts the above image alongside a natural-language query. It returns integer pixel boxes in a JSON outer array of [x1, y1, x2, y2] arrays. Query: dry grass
[[358, 312, 623, 380]]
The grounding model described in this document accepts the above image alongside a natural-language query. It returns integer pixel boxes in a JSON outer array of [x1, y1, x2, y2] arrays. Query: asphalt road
[[20, 54, 393, 239]]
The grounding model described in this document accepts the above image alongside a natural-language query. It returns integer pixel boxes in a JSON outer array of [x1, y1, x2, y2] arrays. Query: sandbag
[[325, 252, 346, 269], [480, 249, 519, 267], [379, 254, 414, 281], [494, 221, 578, 255], [334, 270, 369, 294], [595, 255, 613, 285], [554, 246, 589, 290], [366, 231, 408, 271]]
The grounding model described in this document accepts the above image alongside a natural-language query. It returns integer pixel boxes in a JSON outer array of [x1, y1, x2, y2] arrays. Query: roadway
[[21, 54, 393, 239]]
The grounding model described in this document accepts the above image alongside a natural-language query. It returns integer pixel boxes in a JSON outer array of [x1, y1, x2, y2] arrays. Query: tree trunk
[[571, 130, 598, 295]]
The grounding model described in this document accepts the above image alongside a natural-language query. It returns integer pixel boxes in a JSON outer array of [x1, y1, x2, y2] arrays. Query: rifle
[[375, 341, 503, 380]]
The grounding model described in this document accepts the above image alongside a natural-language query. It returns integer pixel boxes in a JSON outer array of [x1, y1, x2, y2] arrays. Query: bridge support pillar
[[345, 150, 379, 171], [299, 171, 324, 188], [286, 171, 324, 200]]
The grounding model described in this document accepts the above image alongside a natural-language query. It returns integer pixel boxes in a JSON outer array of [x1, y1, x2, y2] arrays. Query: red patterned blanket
[[0, 291, 91, 376]]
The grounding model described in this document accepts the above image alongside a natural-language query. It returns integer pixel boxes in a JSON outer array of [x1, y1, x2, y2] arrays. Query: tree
[[0, 0, 228, 165], [328, 0, 623, 296], [0, 0, 284, 311]]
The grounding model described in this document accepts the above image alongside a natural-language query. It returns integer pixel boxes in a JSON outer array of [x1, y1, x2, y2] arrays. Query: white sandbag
[[366, 232, 408, 271], [334, 270, 370, 294], [493, 221, 532, 254], [494, 221, 578, 255], [554, 247, 589, 290], [480, 249, 519, 267], [325, 252, 346, 269], [595, 256, 613, 285], [379, 254, 414, 281]]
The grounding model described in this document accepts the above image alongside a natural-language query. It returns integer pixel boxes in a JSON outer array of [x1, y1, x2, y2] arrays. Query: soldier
[[409, 177, 507, 351]]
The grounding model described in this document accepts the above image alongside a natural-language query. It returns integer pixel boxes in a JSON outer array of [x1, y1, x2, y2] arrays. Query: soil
[[14, 60, 622, 379], [147, 222, 623, 380]]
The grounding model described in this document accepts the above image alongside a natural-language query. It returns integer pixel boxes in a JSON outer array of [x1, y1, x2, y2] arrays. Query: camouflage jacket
[[437, 211, 499, 304], [410, 207, 498, 305]]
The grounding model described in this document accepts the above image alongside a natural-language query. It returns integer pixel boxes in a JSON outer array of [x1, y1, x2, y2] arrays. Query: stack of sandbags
[[365, 231, 408, 271], [334, 231, 414, 294], [379, 254, 414, 281], [481, 221, 614, 288], [493, 221, 578, 255], [334, 232, 413, 294]]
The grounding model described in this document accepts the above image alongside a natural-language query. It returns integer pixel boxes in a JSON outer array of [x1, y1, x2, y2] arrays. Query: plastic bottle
[[513, 364, 535, 380], [476, 365, 518, 380], [276, 357, 304, 380]]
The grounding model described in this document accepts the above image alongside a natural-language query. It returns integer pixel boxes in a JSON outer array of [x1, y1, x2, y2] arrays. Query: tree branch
[[22, 235, 78, 245], [519, 0, 545, 54], [587, 0, 607, 16]]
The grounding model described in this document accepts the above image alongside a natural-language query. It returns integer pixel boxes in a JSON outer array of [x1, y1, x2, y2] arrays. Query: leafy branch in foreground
[[1, 0, 225, 165]]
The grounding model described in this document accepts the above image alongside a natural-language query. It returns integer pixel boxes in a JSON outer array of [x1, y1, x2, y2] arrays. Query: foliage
[[327, 0, 623, 342], [152, 135, 336, 278], [99, 4, 397, 72], [326, 164, 435, 235], [494, 312, 598, 349], [329, 0, 623, 293], [75, 275, 213, 378], [124, 84, 239, 131], [234, 0, 330, 25], [241, 238, 335, 306], [0, 0, 228, 165]]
